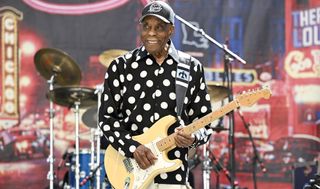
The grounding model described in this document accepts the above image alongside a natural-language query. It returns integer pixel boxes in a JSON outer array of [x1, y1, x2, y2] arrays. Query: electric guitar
[[104, 87, 272, 189]]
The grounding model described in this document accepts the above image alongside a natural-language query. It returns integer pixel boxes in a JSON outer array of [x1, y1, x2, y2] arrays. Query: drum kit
[[34, 48, 127, 189], [34, 47, 232, 189]]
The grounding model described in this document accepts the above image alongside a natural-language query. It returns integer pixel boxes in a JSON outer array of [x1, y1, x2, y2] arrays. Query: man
[[99, 1, 212, 188]]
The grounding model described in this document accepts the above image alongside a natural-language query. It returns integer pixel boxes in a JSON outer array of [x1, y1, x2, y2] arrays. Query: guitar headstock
[[236, 87, 272, 107]]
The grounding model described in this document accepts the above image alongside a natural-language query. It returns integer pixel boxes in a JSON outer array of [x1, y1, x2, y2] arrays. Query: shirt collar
[[134, 40, 180, 63]]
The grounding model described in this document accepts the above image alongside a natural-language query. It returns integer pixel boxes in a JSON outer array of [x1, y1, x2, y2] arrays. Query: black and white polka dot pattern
[[99, 42, 212, 185]]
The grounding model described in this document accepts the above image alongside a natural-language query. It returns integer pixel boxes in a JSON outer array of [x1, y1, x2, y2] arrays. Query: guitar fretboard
[[156, 100, 239, 151]]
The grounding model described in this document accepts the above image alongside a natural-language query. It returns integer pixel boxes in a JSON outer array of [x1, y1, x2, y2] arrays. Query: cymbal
[[99, 49, 128, 67], [82, 106, 98, 128], [47, 86, 97, 108], [207, 84, 230, 102], [34, 48, 81, 86]]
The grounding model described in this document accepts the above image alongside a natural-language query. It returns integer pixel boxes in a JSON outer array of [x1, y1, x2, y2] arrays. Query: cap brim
[[139, 14, 171, 24]]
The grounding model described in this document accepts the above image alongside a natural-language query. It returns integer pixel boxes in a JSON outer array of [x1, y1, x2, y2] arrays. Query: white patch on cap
[[148, 3, 162, 13]]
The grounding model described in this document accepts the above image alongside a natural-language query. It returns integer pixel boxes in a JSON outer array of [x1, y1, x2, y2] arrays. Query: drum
[[68, 149, 110, 189]]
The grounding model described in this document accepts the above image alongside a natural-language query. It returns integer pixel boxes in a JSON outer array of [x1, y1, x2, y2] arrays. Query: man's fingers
[[133, 145, 157, 169], [175, 134, 187, 147], [175, 131, 195, 147], [147, 151, 157, 162]]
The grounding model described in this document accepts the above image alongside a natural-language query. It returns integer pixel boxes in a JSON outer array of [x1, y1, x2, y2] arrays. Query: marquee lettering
[[204, 68, 258, 85], [292, 7, 320, 48], [0, 7, 23, 128], [285, 50, 320, 78]]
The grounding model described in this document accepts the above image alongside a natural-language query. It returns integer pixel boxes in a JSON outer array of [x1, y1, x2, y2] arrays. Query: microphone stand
[[175, 14, 246, 189], [174, 15, 246, 65], [209, 150, 234, 189], [223, 41, 237, 189], [237, 109, 267, 189]]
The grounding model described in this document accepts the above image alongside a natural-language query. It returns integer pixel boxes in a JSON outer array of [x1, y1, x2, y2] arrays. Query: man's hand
[[133, 145, 157, 170], [174, 127, 195, 148]]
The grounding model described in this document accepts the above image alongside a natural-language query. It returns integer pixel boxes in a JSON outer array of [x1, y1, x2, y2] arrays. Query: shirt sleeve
[[98, 58, 141, 158], [185, 59, 212, 146]]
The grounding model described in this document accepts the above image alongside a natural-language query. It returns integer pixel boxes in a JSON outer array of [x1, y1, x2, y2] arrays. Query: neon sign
[[0, 7, 23, 128], [285, 50, 320, 78], [205, 68, 258, 85], [23, 0, 130, 15]]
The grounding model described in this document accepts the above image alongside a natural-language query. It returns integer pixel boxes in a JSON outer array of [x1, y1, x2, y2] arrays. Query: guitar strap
[[175, 51, 192, 120], [175, 52, 209, 146], [175, 52, 195, 187]]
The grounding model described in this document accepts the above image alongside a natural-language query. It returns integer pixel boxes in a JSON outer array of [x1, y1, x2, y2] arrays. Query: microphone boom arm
[[174, 14, 246, 64]]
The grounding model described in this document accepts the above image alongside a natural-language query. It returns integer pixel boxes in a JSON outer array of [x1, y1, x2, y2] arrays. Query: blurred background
[[0, 0, 319, 189]]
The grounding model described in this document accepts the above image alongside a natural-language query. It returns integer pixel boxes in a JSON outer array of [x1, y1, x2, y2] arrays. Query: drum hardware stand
[[94, 84, 103, 189], [202, 142, 213, 189], [84, 128, 103, 189], [202, 136, 235, 189], [237, 109, 267, 189], [94, 129, 103, 189], [175, 14, 246, 189], [82, 84, 104, 189], [90, 127, 95, 181], [47, 75, 57, 189], [73, 101, 81, 189], [84, 126, 97, 188], [33, 48, 83, 189]]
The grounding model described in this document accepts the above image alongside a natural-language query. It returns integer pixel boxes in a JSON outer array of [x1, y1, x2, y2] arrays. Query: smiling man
[[99, 1, 212, 189]]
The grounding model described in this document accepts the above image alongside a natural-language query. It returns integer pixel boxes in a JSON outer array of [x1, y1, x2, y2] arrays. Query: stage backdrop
[[0, 0, 319, 189]]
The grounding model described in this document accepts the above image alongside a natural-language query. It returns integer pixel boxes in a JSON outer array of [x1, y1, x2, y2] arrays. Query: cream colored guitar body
[[105, 115, 181, 189]]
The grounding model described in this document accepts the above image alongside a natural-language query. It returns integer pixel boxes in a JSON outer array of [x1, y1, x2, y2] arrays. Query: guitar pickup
[[123, 158, 134, 173]]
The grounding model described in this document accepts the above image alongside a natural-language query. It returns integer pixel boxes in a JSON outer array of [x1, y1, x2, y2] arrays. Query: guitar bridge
[[123, 158, 134, 173]]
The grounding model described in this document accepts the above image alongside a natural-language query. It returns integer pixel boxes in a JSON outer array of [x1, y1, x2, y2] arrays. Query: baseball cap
[[139, 1, 175, 25]]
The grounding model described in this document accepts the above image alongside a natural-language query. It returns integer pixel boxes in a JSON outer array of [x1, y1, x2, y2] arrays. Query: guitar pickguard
[[126, 138, 179, 189]]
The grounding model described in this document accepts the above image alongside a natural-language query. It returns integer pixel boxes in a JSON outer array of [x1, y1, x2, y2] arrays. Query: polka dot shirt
[[99, 42, 212, 185]]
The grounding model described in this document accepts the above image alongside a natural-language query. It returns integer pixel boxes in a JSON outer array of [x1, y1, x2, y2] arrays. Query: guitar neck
[[156, 87, 271, 151], [156, 100, 239, 151], [183, 100, 239, 135]]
